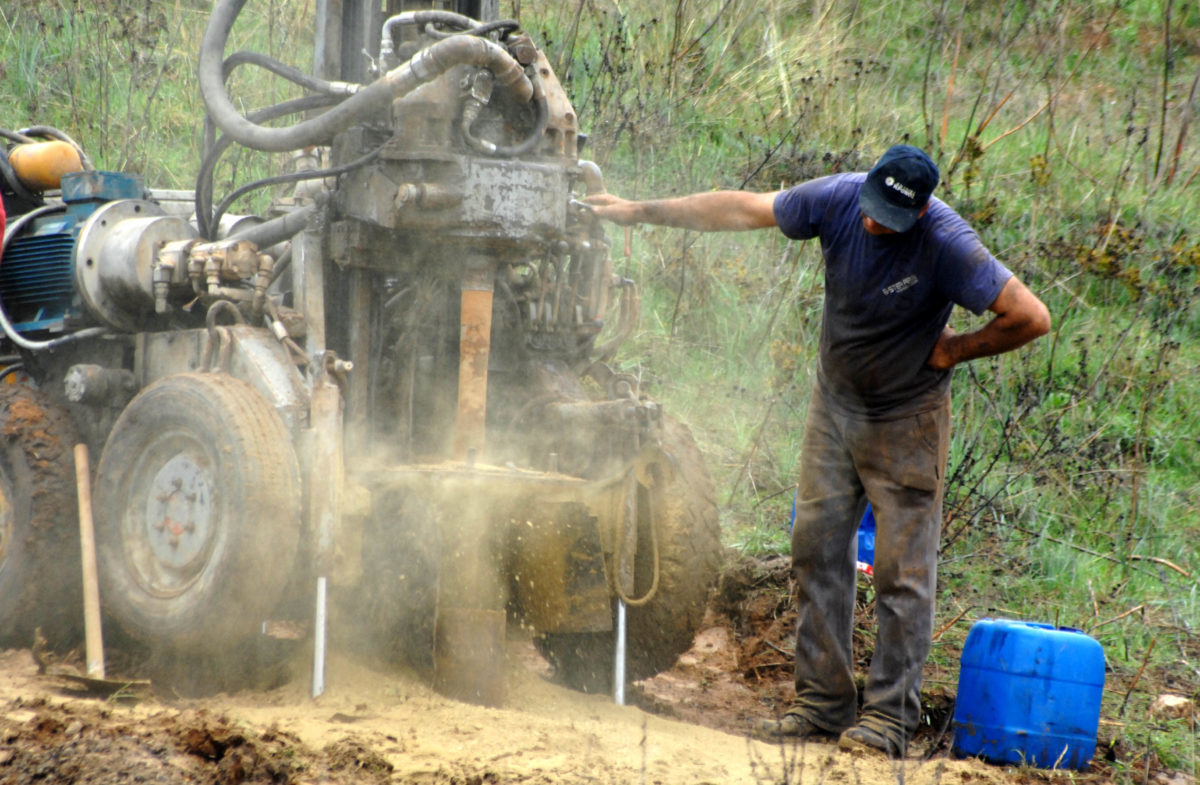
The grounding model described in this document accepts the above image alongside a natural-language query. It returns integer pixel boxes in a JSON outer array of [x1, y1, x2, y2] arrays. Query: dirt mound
[[0, 691, 389, 785], [633, 554, 956, 755], [0, 558, 1120, 785]]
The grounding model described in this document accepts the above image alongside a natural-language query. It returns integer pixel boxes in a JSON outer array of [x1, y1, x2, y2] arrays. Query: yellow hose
[[612, 473, 660, 608]]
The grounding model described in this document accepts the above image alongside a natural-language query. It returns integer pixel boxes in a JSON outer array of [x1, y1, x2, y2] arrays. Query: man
[[587, 144, 1050, 757]]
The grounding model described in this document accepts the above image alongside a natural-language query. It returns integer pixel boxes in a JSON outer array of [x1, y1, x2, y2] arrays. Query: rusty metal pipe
[[453, 268, 495, 460]]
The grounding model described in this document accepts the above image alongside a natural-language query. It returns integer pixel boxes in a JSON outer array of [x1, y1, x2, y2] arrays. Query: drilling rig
[[0, 0, 722, 703]]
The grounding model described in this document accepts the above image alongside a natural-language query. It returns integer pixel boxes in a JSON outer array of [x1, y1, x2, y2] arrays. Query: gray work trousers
[[789, 381, 949, 745]]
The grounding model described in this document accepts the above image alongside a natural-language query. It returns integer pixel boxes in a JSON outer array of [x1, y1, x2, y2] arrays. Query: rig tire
[[94, 372, 300, 655], [0, 382, 83, 649]]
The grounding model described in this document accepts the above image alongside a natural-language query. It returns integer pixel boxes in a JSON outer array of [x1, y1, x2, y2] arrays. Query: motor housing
[[0, 171, 196, 334]]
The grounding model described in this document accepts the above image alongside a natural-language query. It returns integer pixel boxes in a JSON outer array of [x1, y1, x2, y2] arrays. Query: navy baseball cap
[[859, 144, 940, 232]]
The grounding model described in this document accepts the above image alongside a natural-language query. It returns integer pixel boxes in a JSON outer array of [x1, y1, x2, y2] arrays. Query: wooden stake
[[75, 443, 105, 681]]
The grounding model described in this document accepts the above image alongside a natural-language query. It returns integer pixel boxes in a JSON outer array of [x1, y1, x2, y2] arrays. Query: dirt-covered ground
[[0, 558, 1140, 785]]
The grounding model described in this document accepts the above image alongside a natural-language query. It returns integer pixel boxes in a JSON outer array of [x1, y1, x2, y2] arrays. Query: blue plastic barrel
[[856, 504, 876, 575], [952, 619, 1105, 770]]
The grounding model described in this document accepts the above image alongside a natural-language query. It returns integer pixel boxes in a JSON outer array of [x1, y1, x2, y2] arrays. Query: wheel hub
[[143, 453, 213, 581]]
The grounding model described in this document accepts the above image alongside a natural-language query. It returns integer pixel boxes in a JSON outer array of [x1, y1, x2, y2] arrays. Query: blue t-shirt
[[774, 173, 1012, 417]]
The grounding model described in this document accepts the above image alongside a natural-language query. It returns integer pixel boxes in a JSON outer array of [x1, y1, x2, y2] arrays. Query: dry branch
[[1129, 554, 1193, 579], [1089, 604, 1146, 633]]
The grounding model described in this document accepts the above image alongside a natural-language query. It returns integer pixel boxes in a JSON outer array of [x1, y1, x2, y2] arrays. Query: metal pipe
[[312, 576, 327, 699], [614, 598, 627, 705], [453, 266, 494, 460]]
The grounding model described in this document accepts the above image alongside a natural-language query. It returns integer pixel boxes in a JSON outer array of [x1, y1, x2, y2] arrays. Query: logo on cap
[[884, 176, 916, 200]]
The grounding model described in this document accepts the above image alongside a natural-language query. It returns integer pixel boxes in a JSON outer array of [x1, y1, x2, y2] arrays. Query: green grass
[[523, 0, 1198, 776], [0, 0, 312, 194]]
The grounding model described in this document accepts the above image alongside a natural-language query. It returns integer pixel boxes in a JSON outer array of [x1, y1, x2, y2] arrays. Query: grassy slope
[[2, 0, 1196, 775], [518, 0, 1200, 774]]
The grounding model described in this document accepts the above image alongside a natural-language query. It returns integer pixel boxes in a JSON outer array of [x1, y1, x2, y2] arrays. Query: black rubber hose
[[227, 206, 315, 251], [17, 125, 95, 170], [210, 145, 383, 231], [384, 10, 478, 39], [0, 149, 38, 205], [222, 50, 357, 97], [200, 0, 531, 153], [195, 94, 341, 238], [463, 78, 550, 158], [1, 124, 93, 198], [0, 130, 33, 145], [421, 19, 521, 40]]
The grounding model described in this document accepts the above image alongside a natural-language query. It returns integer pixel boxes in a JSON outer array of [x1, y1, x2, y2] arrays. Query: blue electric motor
[[0, 171, 144, 332]]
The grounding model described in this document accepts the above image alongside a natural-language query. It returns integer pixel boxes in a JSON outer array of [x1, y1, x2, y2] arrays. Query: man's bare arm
[[585, 190, 780, 231], [926, 277, 1051, 370]]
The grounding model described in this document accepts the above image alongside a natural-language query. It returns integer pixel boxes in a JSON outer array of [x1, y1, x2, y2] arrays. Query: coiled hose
[[381, 10, 520, 54], [209, 145, 384, 232], [199, 0, 532, 153], [194, 94, 341, 239], [0, 125, 95, 205]]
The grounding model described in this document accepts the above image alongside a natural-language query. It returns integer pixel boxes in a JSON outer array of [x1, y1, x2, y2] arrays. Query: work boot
[[752, 712, 838, 743], [837, 725, 904, 758]]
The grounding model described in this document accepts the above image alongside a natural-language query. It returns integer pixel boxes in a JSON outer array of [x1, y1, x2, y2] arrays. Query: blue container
[[952, 619, 1105, 770], [856, 504, 876, 575]]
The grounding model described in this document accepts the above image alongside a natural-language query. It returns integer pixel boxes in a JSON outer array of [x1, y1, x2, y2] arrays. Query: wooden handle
[[75, 443, 105, 680]]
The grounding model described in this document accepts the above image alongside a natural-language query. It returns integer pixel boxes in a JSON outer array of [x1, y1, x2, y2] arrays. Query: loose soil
[[0, 557, 1128, 785]]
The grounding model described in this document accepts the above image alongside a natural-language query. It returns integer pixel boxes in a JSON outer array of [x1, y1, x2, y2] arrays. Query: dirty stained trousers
[[789, 380, 950, 743]]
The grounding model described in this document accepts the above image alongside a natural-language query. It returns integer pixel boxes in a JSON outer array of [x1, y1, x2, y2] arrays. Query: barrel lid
[[960, 618, 1105, 685]]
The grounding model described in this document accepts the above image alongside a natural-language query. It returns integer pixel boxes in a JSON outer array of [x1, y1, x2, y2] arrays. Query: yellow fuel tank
[[8, 140, 84, 191]]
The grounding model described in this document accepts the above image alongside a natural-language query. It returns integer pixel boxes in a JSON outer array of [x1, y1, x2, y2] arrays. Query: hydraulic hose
[[222, 51, 359, 98], [611, 473, 661, 608], [421, 20, 521, 41], [0, 205, 108, 350], [462, 73, 549, 158], [227, 205, 317, 251], [1, 124, 94, 202], [195, 94, 341, 238], [210, 145, 382, 231], [0, 145, 38, 205], [200, 0, 532, 153], [16, 125, 95, 171], [266, 244, 292, 288], [384, 10, 478, 45], [381, 11, 518, 53]]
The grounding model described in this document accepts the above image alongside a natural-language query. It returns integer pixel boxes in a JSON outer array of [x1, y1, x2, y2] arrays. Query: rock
[[1148, 694, 1194, 721]]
